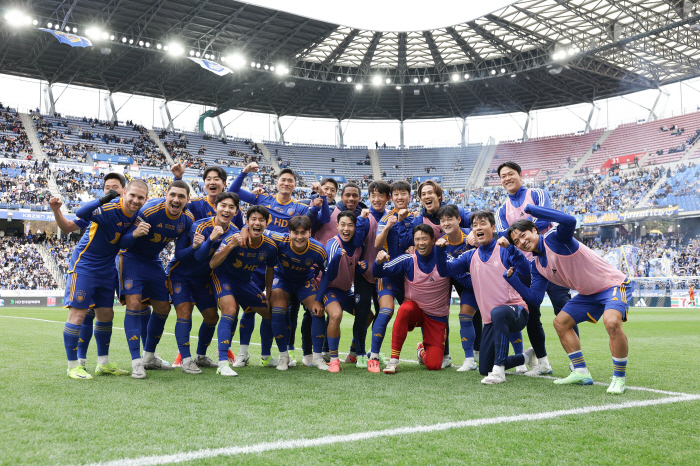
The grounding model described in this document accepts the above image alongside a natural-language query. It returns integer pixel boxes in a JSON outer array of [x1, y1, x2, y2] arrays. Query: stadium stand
[[0, 236, 58, 290], [0, 159, 52, 210], [0, 106, 32, 159], [650, 161, 700, 212], [377, 145, 482, 188], [53, 168, 104, 210]]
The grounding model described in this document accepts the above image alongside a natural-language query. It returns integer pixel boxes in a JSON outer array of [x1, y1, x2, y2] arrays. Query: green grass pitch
[[0, 306, 698, 465]]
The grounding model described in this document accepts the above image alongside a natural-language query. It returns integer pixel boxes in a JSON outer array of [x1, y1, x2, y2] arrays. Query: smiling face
[[369, 190, 389, 212], [413, 230, 434, 256], [391, 189, 410, 210], [289, 226, 310, 251], [322, 182, 337, 201], [247, 212, 268, 240], [509, 227, 539, 253], [420, 185, 441, 214], [165, 186, 189, 216], [472, 216, 496, 246], [103, 178, 123, 194], [123, 185, 148, 215], [341, 186, 361, 212], [277, 172, 296, 195], [337, 216, 356, 243], [204, 171, 226, 198], [439, 214, 460, 236], [215, 198, 238, 225], [499, 166, 522, 195]]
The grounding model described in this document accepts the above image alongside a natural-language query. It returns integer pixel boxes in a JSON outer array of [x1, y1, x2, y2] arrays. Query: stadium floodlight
[[156, 43, 161, 49], [102, 32, 109, 40], [511, 73, 516, 78], [204, 54, 210, 59], [54, 24, 59, 30], [251, 61, 256, 67], [270, 66, 275, 71], [195, 51, 200, 57], [138, 40, 144, 46], [163, 45, 169, 51], [275, 65, 289, 75], [168, 43, 184, 56], [500, 68, 506, 73], [464, 73, 469, 79], [85, 28, 100, 39], [72, 27, 77, 33], [256, 63, 261, 68], [129, 39, 134, 44], [65, 26, 70, 31], [396, 85, 402, 90], [264, 64, 269, 70], [413, 77, 419, 84], [121, 37, 127, 43], [189, 50, 195, 56], [145, 42, 150, 48], [372, 75, 382, 85], [220, 56, 225, 61], [32, 19, 37, 25], [386, 77, 392, 84], [47, 22, 52, 28], [423, 77, 430, 83], [336, 76, 342, 81], [346, 76, 352, 82], [490, 69, 496, 75], [227, 54, 245, 69], [110, 35, 114, 41], [451, 73, 459, 82], [355, 83, 363, 91]]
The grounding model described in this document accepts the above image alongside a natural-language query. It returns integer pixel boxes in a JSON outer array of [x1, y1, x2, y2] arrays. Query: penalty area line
[[83, 394, 700, 466]]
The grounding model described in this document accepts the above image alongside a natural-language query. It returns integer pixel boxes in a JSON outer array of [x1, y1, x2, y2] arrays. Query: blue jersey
[[121, 198, 195, 262], [187, 195, 243, 228], [438, 228, 474, 259], [377, 209, 415, 259], [68, 198, 138, 279], [167, 218, 233, 279], [495, 186, 552, 236], [267, 231, 327, 282], [215, 229, 279, 282]]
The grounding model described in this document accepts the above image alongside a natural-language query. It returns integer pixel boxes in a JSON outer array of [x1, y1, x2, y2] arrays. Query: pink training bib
[[404, 253, 451, 317], [504, 189, 550, 260], [327, 235, 362, 292], [362, 212, 381, 283], [423, 216, 444, 241], [313, 206, 341, 247]]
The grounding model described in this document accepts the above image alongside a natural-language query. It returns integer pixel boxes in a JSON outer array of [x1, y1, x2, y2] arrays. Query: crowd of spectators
[[54, 169, 103, 209], [0, 160, 51, 206], [1, 106, 32, 159], [0, 237, 58, 290], [650, 162, 698, 205], [162, 134, 205, 170]]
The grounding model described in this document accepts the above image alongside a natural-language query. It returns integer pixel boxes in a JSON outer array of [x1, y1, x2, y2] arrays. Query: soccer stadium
[[1, 0, 700, 464]]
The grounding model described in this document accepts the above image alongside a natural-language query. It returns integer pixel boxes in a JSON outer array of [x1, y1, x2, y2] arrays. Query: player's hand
[[192, 232, 205, 249], [251, 187, 266, 195], [243, 162, 259, 173], [210, 226, 224, 241], [376, 250, 389, 264], [133, 222, 150, 238], [504, 267, 514, 279], [466, 230, 478, 247], [435, 238, 448, 248], [361, 209, 370, 218], [405, 246, 415, 254], [99, 189, 120, 205], [229, 233, 243, 248], [340, 249, 346, 256], [397, 209, 410, 221], [497, 236, 510, 248], [358, 261, 367, 271], [49, 197, 63, 211], [312, 197, 323, 208], [385, 215, 398, 229], [170, 161, 185, 178], [238, 227, 250, 246], [311, 182, 322, 193], [310, 300, 324, 317]]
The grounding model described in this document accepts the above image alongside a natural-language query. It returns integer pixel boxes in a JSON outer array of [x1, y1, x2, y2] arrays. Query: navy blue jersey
[[167, 217, 234, 279], [215, 229, 279, 282], [266, 231, 327, 282], [377, 209, 414, 259], [438, 228, 474, 259], [187, 195, 243, 228]]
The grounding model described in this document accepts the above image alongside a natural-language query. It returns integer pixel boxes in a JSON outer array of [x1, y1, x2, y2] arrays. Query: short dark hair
[[320, 178, 339, 191], [279, 168, 296, 179], [418, 180, 443, 202], [202, 165, 227, 182], [167, 180, 190, 196], [390, 180, 411, 194], [215, 192, 239, 207], [506, 220, 538, 245], [368, 180, 390, 196], [341, 182, 360, 195], [413, 223, 434, 239], [288, 215, 311, 232], [104, 172, 127, 188], [471, 210, 496, 226], [337, 210, 357, 224], [247, 205, 270, 222], [437, 204, 460, 221], [497, 161, 522, 176], [126, 179, 149, 194]]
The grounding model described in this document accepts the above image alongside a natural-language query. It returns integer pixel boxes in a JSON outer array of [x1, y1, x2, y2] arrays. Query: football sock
[[459, 314, 475, 358], [217, 315, 236, 362], [539, 355, 550, 366], [77, 309, 95, 360], [63, 322, 81, 362], [568, 350, 588, 374], [370, 308, 393, 354], [175, 318, 193, 359], [509, 331, 523, 354], [238, 311, 256, 346], [196, 322, 216, 356], [124, 309, 142, 360], [311, 314, 326, 354], [143, 312, 168, 353], [328, 336, 340, 360], [240, 344, 249, 355], [271, 307, 288, 353], [260, 317, 274, 356], [612, 357, 627, 377], [139, 307, 152, 349], [93, 320, 112, 364]]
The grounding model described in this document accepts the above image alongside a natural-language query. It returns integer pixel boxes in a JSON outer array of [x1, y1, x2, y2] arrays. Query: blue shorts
[[562, 278, 634, 324], [272, 275, 319, 303], [460, 290, 479, 310], [168, 274, 217, 311], [323, 287, 356, 314], [212, 272, 267, 311], [64, 272, 116, 309], [377, 276, 404, 300], [251, 264, 266, 290], [118, 254, 169, 302]]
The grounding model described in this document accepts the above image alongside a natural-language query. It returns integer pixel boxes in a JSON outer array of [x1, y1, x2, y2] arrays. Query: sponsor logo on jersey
[[305, 258, 313, 266], [258, 252, 267, 262], [287, 208, 294, 215]]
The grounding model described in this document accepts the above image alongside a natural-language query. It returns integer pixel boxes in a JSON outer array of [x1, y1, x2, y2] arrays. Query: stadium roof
[[1, 0, 700, 121]]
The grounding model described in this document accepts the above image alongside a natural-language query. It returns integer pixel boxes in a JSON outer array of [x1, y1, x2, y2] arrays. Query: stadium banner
[[0, 290, 64, 297], [49, 162, 94, 173], [0, 296, 62, 307], [89, 153, 134, 164], [412, 176, 442, 183], [38, 28, 92, 48], [0, 210, 77, 221], [671, 295, 699, 308], [647, 257, 673, 277], [521, 169, 540, 182], [222, 167, 243, 176], [601, 153, 644, 170], [187, 57, 233, 76], [619, 205, 678, 221], [316, 175, 347, 183], [582, 211, 620, 225], [632, 296, 671, 307]]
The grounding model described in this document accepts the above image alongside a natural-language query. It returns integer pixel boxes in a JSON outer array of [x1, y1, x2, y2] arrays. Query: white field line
[[0, 315, 694, 395], [81, 394, 700, 466]]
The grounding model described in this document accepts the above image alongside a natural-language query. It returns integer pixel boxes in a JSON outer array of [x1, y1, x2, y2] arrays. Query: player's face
[[472, 217, 496, 246], [392, 189, 410, 210], [204, 172, 225, 197], [322, 182, 337, 200], [103, 179, 123, 194], [368, 190, 389, 211], [413, 230, 434, 256], [166, 187, 189, 216], [277, 173, 296, 195], [216, 199, 238, 225], [499, 167, 522, 194], [289, 227, 310, 250], [341, 187, 361, 212], [420, 186, 441, 213], [337, 216, 356, 243], [123, 186, 148, 215], [510, 228, 539, 253], [247, 212, 268, 239], [440, 215, 460, 235]]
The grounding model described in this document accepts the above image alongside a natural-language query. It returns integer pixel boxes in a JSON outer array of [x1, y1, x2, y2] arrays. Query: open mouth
[[424, 199, 433, 208], [476, 231, 485, 240], [208, 186, 218, 193], [221, 212, 231, 221], [251, 225, 263, 234]]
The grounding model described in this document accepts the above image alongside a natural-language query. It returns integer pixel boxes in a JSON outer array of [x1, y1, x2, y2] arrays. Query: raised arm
[[504, 264, 548, 307], [524, 204, 577, 241], [435, 242, 472, 278], [227, 169, 257, 204], [372, 250, 410, 279]]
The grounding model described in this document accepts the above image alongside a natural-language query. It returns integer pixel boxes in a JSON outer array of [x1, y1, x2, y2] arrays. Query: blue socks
[[63, 322, 81, 361], [328, 336, 340, 360], [370, 307, 393, 354], [311, 314, 326, 354], [260, 317, 273, 356], [238, 311, 256, 346], [459, 314, 475, 358], [93, 321, 112, 358], [568, 350, 587, 372], [77, 310, 95, 359], [144, 312, 168, 353], [140, 306, 151, 347], [196, 322, 216, 356], [613, 357, 627, 377], [124, 308, 142, 360], [271, 307, 288, 353], [217, 314, 236, 362], [509, 331, 523, 354], [175, 318, 193, 359]]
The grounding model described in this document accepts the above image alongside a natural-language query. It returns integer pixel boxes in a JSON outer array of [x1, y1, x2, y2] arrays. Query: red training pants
[[390, 300, 447, 370]]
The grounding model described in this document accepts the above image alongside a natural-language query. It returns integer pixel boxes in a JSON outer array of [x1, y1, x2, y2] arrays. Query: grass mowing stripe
[[83, 394, 700, 466]]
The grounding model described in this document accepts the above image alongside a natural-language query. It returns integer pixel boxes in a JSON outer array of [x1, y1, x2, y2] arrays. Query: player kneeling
[[373, 224, 453, 374]]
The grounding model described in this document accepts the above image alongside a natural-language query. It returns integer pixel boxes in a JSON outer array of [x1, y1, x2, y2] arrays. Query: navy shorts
[[168, 274, 217, 311], [376, 276, 404, 301], [272, 275, 319, 303], [212, 272, 268, 311], [322, 287, 356, 314], [562, 278, 634, 324], [118, 254, 169, 302], [64, 272, 115, 309]]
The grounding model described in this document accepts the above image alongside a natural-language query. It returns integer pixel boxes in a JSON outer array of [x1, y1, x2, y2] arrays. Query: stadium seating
[[0, 237, 58, 290], [0, 107, 32, 159], [651, 162, 700, 212], [0, 160, 52, 209]]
